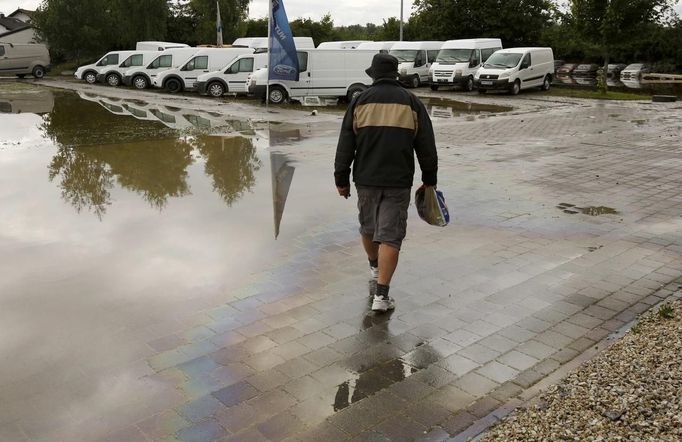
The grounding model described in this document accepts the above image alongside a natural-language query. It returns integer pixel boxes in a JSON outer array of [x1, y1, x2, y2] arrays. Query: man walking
[[334, 53, 438, 312]]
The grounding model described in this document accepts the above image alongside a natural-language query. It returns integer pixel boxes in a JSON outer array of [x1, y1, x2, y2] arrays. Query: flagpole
[[266, 0, 272, 112]]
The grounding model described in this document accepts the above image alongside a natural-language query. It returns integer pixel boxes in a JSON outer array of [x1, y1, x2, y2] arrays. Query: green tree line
[[34, 0, 682, 70]]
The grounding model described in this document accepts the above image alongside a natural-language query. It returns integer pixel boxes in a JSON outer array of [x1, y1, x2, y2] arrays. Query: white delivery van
[[389, 41, 443, 88], [356, 41, 397, 53], [136, 41, 189, 51], [0, 43, 51, 78], [122, 48, 200, 89], [197, 52, 267, 97], [474, 47, 554, 95], [152, 47, 254, 92], [232, 37, 315, 50], [95, 51, 160, 86], [317, 41, 372, 49], [75, 51, 136, 84], [247, 49, 379, 104], [430, 38, 502, 91]]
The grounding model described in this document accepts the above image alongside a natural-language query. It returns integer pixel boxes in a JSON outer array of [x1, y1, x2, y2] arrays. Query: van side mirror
[[470, 59, 480, 68]]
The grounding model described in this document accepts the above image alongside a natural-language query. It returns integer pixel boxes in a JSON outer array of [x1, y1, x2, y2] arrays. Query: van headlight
[[400, 69, 407, 75], [455, 70, 462, 77], [499, 72, 510, 79]]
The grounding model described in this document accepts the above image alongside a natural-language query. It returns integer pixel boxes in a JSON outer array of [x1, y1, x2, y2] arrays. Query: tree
[[571, 0, 675, 92], [113, 0, 168, 48], [290, 14, 336, 46], [189, 0, 249, 45], [33, 0, 119, 62], [409, 0, 554, 46], [167, 0, 198, 46], [242, 18, 268, 37]]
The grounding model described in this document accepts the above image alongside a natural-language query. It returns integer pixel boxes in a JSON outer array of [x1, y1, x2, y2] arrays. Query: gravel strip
[[481, 299, 682, 441]]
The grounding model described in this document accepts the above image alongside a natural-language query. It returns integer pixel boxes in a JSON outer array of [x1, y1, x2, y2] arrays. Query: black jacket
[[334, 79, 438, 189]]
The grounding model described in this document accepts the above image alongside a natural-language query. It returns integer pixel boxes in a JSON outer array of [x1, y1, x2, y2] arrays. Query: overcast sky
[[1, 0, 680, 26]]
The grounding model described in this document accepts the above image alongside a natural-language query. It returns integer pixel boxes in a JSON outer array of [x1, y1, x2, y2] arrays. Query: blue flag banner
[[269, 0, 299, 81]]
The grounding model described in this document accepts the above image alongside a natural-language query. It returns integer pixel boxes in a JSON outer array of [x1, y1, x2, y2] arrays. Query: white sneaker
[[369, 265, 379, 280], [371, 295, 396, 312]]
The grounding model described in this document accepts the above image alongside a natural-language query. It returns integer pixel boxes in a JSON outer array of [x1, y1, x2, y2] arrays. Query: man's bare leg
[[361, 234, 379, 261], [377, 244, 399, 286]]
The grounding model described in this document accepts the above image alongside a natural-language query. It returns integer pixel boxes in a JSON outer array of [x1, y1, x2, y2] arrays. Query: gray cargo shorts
[[356, 185, 411, 250]]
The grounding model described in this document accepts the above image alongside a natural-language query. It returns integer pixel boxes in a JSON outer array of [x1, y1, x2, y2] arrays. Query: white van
[[0, 42, 50, 78], [95, 51, 160, 86], [475, 47, 554, 95], [317, 41, 372, 49], [356, 41, 397, 53], [152, 47, 254, 92], [232, 37, 315, 50], [136, 41, 189, 51], [197, 52, 267, 97], [247, 49, 379, 104], [122, 48, 200, 89], [430, 38, 502, 91], [389, 41, 443, 88], [75, 51, 136, 84]]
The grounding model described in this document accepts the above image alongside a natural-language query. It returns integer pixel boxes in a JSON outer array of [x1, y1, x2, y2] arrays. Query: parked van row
[[74, 38, 557, 103]]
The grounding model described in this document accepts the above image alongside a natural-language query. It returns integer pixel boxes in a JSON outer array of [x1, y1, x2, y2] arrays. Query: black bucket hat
[[365, 53, 399, 80]]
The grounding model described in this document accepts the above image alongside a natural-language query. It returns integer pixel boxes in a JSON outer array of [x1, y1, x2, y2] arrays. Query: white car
[[197, 53, 268, 97], [75, 51, 136, 84]]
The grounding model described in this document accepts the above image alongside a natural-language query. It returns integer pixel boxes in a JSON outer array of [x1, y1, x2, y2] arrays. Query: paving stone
[[511, 369, 545, 389], [456, 344, 501, 365], [404, 400, 454, 428], [454, 371, 499, 397], [441, 411, 477, 435], [568, 336, 597, 352], [467, 396, 502, 418], [488, 382, 524, 402], [435, 353, 479, 377], [176, 419, 226, 442], [497, 350, 539, 372], [212, 381, 259, 407], [429, 385, 476, 412], [475, 361, 520, 384], [532, 358, 561, 376], [515, 340, 557, 360], [478, 334, 518, 354], [374, 414, 428, 442], [256, 411, 306, 442], [550, 347, 581, 364]]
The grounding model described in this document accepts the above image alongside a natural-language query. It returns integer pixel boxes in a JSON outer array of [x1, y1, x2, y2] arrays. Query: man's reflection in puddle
[[332, 311, 439, 412]]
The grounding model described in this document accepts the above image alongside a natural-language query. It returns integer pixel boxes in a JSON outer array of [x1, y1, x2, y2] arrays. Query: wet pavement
[[1, 80, 682, 441]]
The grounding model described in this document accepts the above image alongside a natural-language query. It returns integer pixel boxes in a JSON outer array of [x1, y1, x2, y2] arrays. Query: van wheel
[[510, 80, 521, 95], [430, 84, 439, 91], [165, 78, 182, 93], [132, 75, 148, 89], [208, 82, 225, 97], [268, 86, 287, 104], [32, 66, 45, 79], [84, 72, 97, 84], [465, 76, 474, 92], [541, 75, 551, 91], [17, 74, 26, 79], [410, 75, 421, 88], [347, 85, 366, 102], [106, 73, 121, 87]]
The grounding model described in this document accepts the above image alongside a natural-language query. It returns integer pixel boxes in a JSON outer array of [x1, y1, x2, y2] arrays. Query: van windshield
[[484, 52, 522, 69], [389, 50, 418, 63], [436, 49, 472, 63], [148, 55, 172, 69]]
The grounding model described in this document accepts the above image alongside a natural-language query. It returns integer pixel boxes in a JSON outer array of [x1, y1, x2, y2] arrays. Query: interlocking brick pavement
[[5, 91, 682, 441]]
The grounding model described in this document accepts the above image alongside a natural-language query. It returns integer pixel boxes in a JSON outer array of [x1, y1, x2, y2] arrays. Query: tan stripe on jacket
[[353, 103, 418, 134]]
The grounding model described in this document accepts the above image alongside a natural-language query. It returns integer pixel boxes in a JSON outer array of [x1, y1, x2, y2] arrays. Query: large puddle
[[0, 83, 509, 438]]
